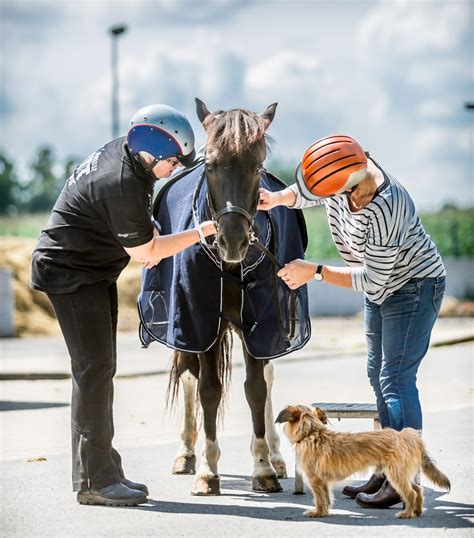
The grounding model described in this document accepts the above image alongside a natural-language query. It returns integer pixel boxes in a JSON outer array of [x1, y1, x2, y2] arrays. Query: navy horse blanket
[[138, 162, 311, 359]]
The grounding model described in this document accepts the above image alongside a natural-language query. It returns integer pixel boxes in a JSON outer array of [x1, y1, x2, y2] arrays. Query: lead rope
[[249, 225, 297, 341]]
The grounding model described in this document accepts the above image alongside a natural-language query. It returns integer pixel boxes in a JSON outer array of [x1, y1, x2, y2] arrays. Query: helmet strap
[[135, 153, 159, 178]]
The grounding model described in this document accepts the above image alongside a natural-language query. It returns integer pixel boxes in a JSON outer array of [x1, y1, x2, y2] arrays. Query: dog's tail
[[421, 451, 451, 491]]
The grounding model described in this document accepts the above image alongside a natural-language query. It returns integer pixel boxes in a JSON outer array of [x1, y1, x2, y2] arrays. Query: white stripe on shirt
[[289, 161, 445, 304]]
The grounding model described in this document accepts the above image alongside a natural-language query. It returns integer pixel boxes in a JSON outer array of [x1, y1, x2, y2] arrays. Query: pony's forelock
[[206, 109, 270, 156]]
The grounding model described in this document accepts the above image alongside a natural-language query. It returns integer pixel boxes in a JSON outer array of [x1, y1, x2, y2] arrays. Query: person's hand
[[277, 259, 316, 289], [200, 220, 217, 237], [257, 188, 280, 211]]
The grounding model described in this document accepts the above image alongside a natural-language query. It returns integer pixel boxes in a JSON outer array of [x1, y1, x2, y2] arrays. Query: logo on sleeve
[[117, 232, 139, 239]]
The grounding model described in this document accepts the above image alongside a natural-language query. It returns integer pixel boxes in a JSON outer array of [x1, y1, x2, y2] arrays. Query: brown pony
[[168, 99, 287, 495]]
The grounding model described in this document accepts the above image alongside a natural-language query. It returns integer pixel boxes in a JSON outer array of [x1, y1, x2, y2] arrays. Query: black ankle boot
[[342, 474, 386, 499], [355, 480, 402, 509], [77, 482, 147, 506], [121, 478, 149, 496]]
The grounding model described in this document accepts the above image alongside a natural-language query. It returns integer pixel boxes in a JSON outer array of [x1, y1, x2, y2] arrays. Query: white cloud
[[358, 1, 469, 62], [246, 51, 320, 92], [0, 0, 471, 209], [418, 100, 458, 120]]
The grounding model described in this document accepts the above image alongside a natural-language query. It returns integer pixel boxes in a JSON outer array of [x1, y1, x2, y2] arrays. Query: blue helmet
[[127, 104, 196, 167]]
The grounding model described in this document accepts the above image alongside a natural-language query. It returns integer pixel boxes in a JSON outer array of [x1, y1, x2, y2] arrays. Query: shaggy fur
[[276, 404, 451, 519], [204, 108, 272, 156]]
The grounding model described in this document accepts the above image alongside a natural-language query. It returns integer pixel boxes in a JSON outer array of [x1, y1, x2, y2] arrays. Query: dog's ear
[[313, 407, 328, 424], [275, 405, 302, 424]]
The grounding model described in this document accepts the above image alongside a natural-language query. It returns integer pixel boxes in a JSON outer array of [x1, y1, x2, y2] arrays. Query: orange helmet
[[295, 135, 368, 200]]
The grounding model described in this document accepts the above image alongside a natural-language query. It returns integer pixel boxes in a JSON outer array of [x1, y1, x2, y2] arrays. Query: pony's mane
[[204, 108, 271, 156]]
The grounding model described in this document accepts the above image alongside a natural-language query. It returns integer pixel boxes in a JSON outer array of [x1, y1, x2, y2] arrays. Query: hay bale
[[1, 237, 145, 336], [117, 261, 142, 307]]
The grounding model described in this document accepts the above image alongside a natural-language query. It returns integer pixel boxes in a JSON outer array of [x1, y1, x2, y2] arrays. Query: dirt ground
[[1, 237, 473, 337]]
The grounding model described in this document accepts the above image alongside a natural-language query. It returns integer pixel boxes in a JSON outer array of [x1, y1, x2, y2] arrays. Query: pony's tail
[[421, 451, 451, 491], [217, 329, 233, 423], [166, 351, 183, 412], [165, 329, 233, 420]]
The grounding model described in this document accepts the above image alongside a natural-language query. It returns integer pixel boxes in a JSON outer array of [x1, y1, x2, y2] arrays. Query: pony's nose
[[218, 233, 249, 263]]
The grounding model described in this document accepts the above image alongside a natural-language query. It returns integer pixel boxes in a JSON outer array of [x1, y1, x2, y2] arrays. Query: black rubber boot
[[342, 474, 386, 499], [77, 482, 147, 506]]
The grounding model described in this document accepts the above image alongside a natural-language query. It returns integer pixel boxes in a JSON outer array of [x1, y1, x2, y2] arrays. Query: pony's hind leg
[[244, 353, 282, 492], [172, 352, 199, 475], [263, 362, 287, 478], [191, 346, 222, 495]]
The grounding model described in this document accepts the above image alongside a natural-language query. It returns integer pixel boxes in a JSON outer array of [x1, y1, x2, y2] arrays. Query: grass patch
[[0, 213, 49, 239], [1, 208, 472, 259]]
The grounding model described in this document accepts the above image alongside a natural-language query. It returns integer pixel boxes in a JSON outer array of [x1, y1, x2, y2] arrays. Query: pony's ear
[[195, 98, 211, 124], [313, 407, 328, 424], [275, 405, 301, 424], [261, 103, 278, 129]]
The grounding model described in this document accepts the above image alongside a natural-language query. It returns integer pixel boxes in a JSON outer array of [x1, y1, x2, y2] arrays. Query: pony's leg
[[263, 361, 287, 478], [172, 352, 199, 475], [244, 351, 282, 492], [191, 346, 222, 496]]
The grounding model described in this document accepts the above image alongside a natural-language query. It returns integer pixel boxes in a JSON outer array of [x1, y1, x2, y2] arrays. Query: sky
[[1, 0, 472, 210]]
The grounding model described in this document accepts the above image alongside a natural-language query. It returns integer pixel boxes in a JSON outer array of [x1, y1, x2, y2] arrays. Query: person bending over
[[258, 135, 445, 509], [31, 104, 215, 506]]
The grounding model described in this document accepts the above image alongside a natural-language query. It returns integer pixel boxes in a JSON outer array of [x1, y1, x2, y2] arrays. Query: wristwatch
[[313, 264, 324, 281]]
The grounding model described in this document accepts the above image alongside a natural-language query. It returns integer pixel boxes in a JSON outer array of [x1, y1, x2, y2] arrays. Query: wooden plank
[[312, 401, 379, 419]]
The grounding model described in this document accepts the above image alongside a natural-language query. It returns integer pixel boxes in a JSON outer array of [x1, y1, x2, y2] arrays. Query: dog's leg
[[304, 479, 331, 517], [263, 362, 287, 478], [412, 483, 424, 516], [388, 473, 418, 518]]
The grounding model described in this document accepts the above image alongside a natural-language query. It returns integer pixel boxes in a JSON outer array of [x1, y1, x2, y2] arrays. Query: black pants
[[48, 281, 125, 492]]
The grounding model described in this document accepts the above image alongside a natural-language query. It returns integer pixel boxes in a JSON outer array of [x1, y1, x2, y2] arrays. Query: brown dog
[[276, 404, 450, 519]]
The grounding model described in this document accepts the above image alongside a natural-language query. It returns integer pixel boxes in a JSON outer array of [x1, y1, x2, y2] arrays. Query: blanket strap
[[220, 313, 257, 336]]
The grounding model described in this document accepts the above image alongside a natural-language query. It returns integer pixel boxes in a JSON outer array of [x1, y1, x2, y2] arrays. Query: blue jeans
[[365, 277, 445, 431]]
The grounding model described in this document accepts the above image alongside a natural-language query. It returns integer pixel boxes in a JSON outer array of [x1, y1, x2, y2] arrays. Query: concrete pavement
[[0, 317, 473, 537], [1, 316, 472, 380]]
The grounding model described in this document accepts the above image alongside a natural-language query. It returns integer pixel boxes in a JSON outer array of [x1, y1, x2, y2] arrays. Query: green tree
[[0, 152, 20, 214], [267, 161, 296, 186], [26, 146, 63, 213]]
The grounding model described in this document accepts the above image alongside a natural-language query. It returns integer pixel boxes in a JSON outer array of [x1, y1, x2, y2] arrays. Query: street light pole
[[109, 24, 128, 139]]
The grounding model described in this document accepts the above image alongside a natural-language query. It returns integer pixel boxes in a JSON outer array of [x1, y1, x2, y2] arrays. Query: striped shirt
[[289, 159, 445, 304]]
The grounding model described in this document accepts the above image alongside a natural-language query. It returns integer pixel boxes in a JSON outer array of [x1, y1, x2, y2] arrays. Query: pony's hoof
[[252, 474, 283, 492], [172, 455, 196, 475], [271, 460, 287, 478], [191, 476, 220, 496]]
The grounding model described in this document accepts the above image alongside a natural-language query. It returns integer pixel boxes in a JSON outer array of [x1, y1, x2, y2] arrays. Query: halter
[[207, 191, 258, 228], [205, 173, 261, 249]]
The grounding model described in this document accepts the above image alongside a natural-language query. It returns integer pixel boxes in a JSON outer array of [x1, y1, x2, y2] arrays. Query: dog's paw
[[303, 509, 328, 518], [396, 510, 416, 519]]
